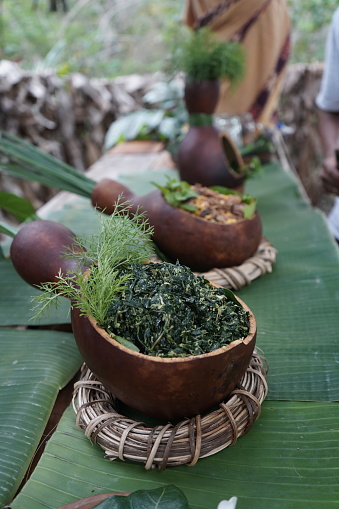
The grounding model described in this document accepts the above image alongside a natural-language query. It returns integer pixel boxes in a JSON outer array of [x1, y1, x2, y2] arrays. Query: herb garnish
[[101, 261, 249, 357], [167, 26, 244, 84], [31, 202, 154, 325]]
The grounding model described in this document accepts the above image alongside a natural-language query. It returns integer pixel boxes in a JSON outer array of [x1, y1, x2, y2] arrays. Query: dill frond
[[31, 202, 154, 324], [167, 27, 245, 84]]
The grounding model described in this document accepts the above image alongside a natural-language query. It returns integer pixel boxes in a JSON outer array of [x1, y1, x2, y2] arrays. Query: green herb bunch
[[168, 27, 245, 83], [31, 203, 154, 325], [102, 261, 249, 357]]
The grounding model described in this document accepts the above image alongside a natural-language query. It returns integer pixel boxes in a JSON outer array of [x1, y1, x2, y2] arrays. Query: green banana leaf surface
[[1, 162, 339, 508], [0, 328, 82, 507]]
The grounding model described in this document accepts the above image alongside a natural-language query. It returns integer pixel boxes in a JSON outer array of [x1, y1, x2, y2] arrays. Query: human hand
[[320, 155, 339, 195]]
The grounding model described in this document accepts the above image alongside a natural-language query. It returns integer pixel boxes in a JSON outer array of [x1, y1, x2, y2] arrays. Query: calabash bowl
[[91, 181, 262, 272], [71, 295, 256, 421], [144, 191, 262, 272]]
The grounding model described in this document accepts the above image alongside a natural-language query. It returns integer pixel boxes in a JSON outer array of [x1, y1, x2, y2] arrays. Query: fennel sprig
[[31, 202, 154, 324]]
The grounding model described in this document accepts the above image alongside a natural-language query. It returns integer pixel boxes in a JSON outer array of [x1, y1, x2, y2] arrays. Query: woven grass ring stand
[[72, 350, 268, 470], [72, 240, 275, 469], [196, 237, 277, 290]]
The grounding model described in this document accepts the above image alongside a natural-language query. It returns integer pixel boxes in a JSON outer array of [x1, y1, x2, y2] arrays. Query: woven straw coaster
[[198, 238, 277, 290], [72, 350, 268, 470]]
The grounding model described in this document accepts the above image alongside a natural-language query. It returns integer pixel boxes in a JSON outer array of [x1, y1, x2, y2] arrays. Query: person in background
[[183, 0, 291, 125], [316, 8, 339, 242]]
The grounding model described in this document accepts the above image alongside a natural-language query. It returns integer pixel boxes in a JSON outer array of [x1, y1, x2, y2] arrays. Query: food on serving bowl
[[72, 291, 256, 420], [10, 212, 256, 420], [100, 261, 250, 357], [72, 261, 256, 420], [91, 178, 262, 272], [153, 179, 257, 224]]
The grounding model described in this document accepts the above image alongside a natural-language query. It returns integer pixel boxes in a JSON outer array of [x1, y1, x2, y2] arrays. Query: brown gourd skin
[[91, 179, 262, 272], [10, 220, 82, 288], [71, 297, 256, 420], [177, 78, 245, 190], [145, 192, 262, 271], [90, 180, 135, 215], [178, 124, 245, 190], [184, 78, 220, 114], [9, 215, 257, 420]]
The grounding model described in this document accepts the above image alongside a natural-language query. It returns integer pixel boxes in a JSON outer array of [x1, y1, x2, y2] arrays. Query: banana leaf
[[3, 162, 339, 509], [0, 191, 39, 223], [0, 328, 83, 507], [11, 401, 339, 509], [99, 165, 339, 402], [0, 258, 70, 326], [240, 163, 339, 402]]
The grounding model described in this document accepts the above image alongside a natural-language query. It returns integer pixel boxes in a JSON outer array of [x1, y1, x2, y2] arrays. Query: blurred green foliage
[[0, 0, 337, 77], [0, 0, 183, 77], [287, 0, 338, 63]]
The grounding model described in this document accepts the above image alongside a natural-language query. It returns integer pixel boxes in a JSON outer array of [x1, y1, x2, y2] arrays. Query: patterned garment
[[184, 0, 291, 124], [248, 31, 290, 122]]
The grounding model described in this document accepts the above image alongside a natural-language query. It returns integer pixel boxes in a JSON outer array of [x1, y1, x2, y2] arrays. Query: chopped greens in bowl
[[101, 261, 250, 357]]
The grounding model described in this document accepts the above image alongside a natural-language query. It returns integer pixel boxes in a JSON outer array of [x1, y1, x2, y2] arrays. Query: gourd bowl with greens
[[10, 206, 257, 420]]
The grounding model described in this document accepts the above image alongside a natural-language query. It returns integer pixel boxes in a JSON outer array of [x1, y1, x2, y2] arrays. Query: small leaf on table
[[93, 485, 190, 509]]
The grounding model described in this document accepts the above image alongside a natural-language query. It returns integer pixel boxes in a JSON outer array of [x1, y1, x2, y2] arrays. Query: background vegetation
[[0, 0, 182, 77], [0, 0, 338, 79]]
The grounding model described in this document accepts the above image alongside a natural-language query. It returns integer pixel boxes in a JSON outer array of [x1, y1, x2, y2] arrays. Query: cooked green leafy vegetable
[[101, 261, 249, 357], [92, 485, 189, 509]]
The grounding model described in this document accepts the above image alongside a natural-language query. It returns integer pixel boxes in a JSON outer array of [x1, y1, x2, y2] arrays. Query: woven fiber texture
[[72, 350, 268, 470], [198, 238, 277, 290]]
